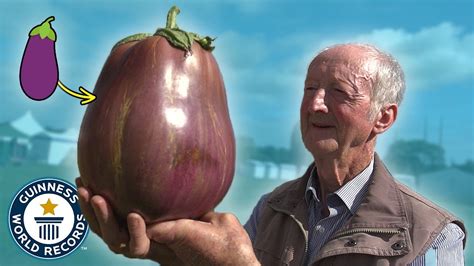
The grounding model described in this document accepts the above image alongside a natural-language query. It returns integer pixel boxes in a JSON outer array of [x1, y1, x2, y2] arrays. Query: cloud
[[292, 22, 474, 90], [211, 31, 306, 148], [213, 31, 271, 103], [3, 0, 471, 148], [354, 23, 473, 90], [209, 22, 474, 147], [214, 31, 305, 120], [214, 30, 306, 102]]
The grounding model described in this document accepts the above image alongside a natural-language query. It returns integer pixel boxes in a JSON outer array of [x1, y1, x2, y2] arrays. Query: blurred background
[[1, 0, 472, 265]]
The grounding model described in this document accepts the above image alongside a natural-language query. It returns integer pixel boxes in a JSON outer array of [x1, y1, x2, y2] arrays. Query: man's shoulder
[[265, 165, 313, 202], [393, 180, 467, 250], [372, 155, 460, 223], [395, 180, 457, 220], [269, 176, 305, 195]]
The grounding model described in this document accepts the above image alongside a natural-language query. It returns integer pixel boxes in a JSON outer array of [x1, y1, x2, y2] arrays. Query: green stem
[[29, 16, 57, 41], [44, 16, 55, 24], [112, 6, 215, 52], [166, 6, 180, 29]]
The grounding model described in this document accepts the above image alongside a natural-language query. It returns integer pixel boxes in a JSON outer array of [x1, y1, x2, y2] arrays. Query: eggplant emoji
[[20, 16, 59, 101]]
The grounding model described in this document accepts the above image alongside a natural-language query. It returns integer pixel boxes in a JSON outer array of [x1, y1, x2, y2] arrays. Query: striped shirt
[[303, 158, 374, 264], [244, 158, 465, 265]]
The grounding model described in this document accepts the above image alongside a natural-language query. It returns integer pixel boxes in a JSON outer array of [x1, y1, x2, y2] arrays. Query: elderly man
[[77, 43, 466, 265]]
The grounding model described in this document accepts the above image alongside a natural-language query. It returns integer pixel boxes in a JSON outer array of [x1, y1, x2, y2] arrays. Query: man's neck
[[313, 144, 374, 201]]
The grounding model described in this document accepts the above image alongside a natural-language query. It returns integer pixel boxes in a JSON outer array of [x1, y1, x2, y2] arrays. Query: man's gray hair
[[362, 44, 406, 119], [321, 43, 406, 119]]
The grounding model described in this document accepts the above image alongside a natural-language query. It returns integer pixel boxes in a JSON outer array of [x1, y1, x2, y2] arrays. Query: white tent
[[11, 112, 79, 165]]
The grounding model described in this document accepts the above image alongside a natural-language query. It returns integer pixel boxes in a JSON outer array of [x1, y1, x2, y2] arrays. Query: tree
[[452, 159, 474, 174], [385, 139, 446, 177], [236, 136, 257, 162], [289, 122, 312, 172]]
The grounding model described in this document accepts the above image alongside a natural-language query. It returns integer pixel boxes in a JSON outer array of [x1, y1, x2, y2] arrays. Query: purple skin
[[20, 35, 58, 100]]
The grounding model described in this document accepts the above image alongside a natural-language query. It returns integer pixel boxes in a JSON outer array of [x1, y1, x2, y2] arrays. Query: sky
[[1, 0, 473, 163]]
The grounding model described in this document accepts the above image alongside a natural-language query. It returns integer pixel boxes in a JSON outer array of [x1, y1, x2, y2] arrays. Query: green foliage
[[155, 6, 215, 52], [289, 123, 312, 167], [236, 122, 312, 168], [385, 139, 446, 176], [250, 146, 289, 163], [29, 16, 56, 41], [113, 33, 151, 50], [452, 159, 474, 174]]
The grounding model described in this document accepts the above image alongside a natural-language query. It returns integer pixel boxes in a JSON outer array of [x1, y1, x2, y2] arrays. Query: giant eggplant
[[20, 16, 59, 101], [78, 6, 235, 223]]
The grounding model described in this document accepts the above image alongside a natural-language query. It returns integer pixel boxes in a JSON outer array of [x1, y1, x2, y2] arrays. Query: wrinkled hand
[[146, 211, 260, 265], [75, 178, 180, 264], [75, 177, 260, 266]]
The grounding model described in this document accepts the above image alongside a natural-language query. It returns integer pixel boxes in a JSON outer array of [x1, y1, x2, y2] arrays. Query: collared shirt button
[[346, 239, 357, 247], [315, 225, 325, 233]]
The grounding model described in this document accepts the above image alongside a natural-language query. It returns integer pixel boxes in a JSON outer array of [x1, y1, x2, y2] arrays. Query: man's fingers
[[91, 195, 129, 252], [77, 186, 101, 236], [200, 211, 240, 226], [127, 213, 150, 258], [127, 213, 184, 263], [199, 211, 219, 223], [75, 177, 101, 235], [147, 220, 178, 244], [75, 177, 83, 188], [147, 219, 212, 245]]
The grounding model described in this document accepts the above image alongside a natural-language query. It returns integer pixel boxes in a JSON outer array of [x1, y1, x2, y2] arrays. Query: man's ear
[[372, 104, 398, 135]]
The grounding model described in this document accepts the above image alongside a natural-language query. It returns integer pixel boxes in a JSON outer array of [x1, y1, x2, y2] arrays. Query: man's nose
[[310, 88, 328, 113]]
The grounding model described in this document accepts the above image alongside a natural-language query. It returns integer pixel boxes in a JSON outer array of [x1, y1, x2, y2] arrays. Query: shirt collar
[[305, 156, 374, 214]]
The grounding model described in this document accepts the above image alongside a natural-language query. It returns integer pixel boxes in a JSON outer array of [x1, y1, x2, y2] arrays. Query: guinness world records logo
[[8, 177, 89, 259]]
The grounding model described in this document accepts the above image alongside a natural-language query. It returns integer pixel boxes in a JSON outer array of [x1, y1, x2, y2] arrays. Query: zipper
[[268, 205, 308, 265], [288, 214, 308, 257], [311, 227, 407, 263], [331, 227, 404, 240]]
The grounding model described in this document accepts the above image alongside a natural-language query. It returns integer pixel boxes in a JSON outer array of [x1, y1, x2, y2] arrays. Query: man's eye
[[305, 87, 316, 91]]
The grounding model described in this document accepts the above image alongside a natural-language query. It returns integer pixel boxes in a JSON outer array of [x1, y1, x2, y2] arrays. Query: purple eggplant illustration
[[20, 16, 59, 101]]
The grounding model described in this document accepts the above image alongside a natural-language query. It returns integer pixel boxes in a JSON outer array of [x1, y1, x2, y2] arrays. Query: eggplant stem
[[113, 6, 215, 52], [166, 6, 180, 29], [45, 16, 55, 24]]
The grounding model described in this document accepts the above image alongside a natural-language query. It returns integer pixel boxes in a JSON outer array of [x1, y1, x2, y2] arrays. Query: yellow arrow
[[57, 80, 96, 105]]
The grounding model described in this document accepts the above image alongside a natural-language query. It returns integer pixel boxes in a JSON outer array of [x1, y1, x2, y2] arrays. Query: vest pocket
[[254, 247, 284, 266]]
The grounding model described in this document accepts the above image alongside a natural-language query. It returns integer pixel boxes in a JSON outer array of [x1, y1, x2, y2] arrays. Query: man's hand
[[146, 211, 260, 266], [75, 178, 180, 264], [75, 177, 260, 265]]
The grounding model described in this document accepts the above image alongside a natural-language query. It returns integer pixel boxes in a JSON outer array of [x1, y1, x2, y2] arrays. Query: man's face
[[300, 46, 377, 159]]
